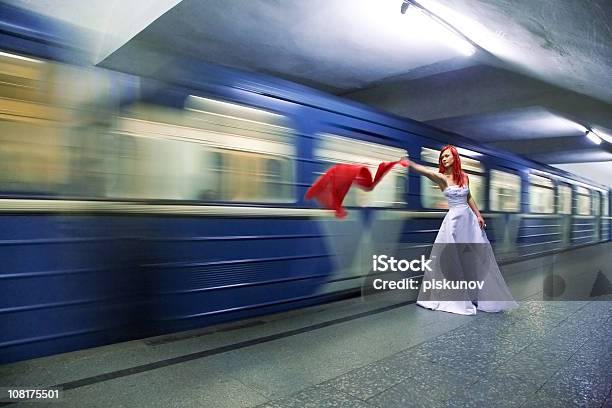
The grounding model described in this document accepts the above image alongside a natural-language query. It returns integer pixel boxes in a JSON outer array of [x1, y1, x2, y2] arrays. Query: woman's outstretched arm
[[403, 157, 447, 189]]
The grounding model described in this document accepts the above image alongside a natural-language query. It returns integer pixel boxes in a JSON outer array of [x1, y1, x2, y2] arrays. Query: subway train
[[0, 4, 610, 363]]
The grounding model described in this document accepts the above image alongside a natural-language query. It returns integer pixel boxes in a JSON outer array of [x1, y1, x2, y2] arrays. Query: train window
[[314, 134, 407, 207], [593, 191, 601, 216], [421, 175, 447, 209], [196, 150, 222, 201], [108, 101, 295, 202], [557, 184, 572, 214], [213, 150, 293, 202], [489, 170, 521, 212], [576, 186, 591, 215], [0, 54, 72, 196], [0, 51, 46, 103], [528, 174, 554, 213], [420, 147, 484, 209], [603, 193, 609, 216], [0, 121, 68, 195], [0, 52, 143, 200]]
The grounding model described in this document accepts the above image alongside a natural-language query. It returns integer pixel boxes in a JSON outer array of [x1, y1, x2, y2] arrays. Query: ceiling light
[[400, 0, 476, 57], [593, 129, 612, 144], [446, 37, 476, 56], [415, 0, 510, 56], [585, 131, 602, 145]]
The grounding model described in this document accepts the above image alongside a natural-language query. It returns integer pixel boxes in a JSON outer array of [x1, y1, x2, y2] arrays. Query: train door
[[312, 132, 407, 296], [522, 173, 559, 255], [593, 190, 601, 241], [488, 168, 522, 260], [557, 182, 573, 248], [602, 191, 610, 241], [574, 186, 594, 245]]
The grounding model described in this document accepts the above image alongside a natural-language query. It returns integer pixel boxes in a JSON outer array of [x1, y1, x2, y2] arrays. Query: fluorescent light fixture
[[585, 131, 602, 145], [572, 123, 588, 133], [400, 1, 476, 57], [593, 129, 612, 144], [0, 51, 43, 64], [442, 31, 476, 56], [413, 0, 510, 57]]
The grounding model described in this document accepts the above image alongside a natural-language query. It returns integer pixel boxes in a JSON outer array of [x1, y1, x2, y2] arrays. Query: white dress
[[416, 185, 519, 315]]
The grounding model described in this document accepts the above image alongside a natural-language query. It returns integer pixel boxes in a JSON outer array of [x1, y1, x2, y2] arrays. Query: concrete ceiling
[[4, 0, 181, 63], [9, 0, 612, 185]]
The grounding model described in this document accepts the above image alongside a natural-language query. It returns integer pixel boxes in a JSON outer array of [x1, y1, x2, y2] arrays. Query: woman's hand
[[477, 215, 486, 229]]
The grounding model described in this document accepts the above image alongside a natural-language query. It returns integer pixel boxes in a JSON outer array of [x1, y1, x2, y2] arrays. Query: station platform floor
[[1, 244, 611, 408]]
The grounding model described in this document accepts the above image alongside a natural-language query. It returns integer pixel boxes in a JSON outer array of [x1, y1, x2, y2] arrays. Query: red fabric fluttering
[[305, 159, 408, 218]]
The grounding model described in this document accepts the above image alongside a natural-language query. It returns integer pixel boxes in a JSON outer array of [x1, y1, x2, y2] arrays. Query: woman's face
[[440, 149, 454, 168]]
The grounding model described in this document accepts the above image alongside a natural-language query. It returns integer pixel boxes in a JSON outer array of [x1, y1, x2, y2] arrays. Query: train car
[[0, 5, 609, 363], [0, 4, 145, 363]]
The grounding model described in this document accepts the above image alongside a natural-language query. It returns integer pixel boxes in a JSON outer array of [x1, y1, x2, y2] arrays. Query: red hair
[[438, 145, 467, 187]]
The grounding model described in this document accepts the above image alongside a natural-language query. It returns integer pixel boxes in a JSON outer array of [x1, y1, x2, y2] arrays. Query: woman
[[406, 145, 518, 315]]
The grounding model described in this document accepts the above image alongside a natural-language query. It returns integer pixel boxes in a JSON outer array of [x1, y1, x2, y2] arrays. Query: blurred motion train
[[0, 3, 610, 363]]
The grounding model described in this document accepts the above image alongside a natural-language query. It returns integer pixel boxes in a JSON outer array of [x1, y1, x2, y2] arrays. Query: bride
[[405, 145, 519, 315]]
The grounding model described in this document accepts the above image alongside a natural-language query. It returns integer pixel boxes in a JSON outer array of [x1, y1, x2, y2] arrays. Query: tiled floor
[[1, 243, 611, 407], [2, 298, 610, 408], [256, 300, 611, 408]]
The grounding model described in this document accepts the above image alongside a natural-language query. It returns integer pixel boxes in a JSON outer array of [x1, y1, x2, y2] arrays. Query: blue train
[[0, 4, 609, 363]]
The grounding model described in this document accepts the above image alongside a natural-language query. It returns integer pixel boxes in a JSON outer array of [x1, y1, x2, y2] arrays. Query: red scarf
[[305, 159, 408, 218]]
